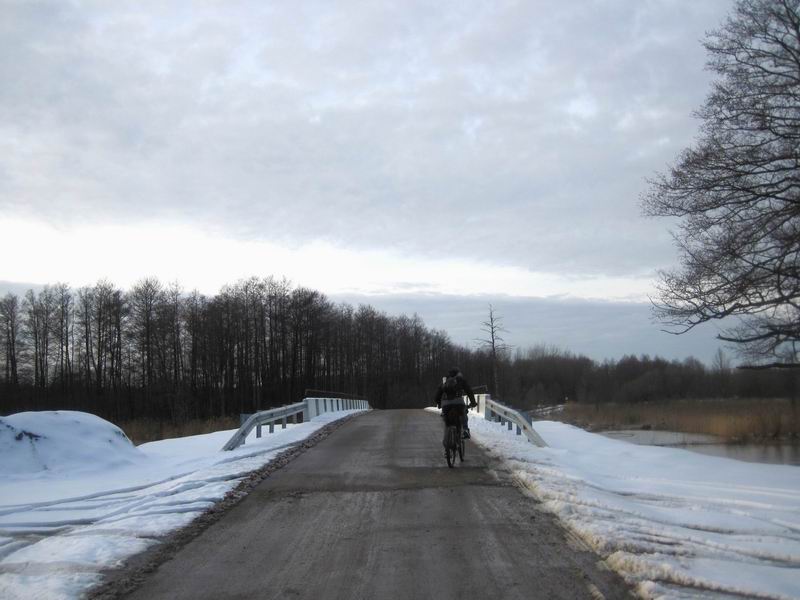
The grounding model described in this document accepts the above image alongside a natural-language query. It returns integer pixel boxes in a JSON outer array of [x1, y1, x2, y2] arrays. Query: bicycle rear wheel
[[458, 434, 465, 462], [445, 426, 456, 468]]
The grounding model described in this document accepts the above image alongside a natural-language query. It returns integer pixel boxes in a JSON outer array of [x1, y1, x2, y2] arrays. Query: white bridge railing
[[472, 393, 548, 447], [222, 396, 370, 451]]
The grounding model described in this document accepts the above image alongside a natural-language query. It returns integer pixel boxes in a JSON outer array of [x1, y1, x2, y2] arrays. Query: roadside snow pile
[[0, 408, 366, 600], [0, 411, 143, 476], [470, 417, 800, 600]]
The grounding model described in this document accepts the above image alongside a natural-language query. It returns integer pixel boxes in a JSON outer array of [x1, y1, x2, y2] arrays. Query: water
[[600, 429, 800, 466]]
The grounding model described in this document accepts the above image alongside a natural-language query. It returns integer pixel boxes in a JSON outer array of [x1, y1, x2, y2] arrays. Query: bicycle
[[442, 404, 472, 468]]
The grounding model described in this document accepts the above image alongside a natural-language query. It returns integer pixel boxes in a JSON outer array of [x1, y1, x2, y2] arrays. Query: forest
[[1, 277, 796, 425]]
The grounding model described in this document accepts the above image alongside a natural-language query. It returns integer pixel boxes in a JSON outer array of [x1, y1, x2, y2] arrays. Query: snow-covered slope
[[0, 411, 143, 476]]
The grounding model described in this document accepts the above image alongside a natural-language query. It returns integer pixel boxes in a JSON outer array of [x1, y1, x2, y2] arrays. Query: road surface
[[122, 409, 631, 599]]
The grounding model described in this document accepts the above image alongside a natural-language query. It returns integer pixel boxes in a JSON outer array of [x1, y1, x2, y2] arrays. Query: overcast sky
[[0, 0, 736, 362]]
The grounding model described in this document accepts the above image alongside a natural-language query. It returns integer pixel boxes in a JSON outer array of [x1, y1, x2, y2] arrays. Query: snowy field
[[0, 409, 365, 600], [467, 413, 800, 600]]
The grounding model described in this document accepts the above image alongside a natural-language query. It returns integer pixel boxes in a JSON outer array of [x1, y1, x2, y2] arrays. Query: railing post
[[256, 424, 262, 438]]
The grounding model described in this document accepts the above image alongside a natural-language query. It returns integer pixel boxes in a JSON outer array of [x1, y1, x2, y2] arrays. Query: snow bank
[[0, 411, 143, 476], [469, 415, 800, 600], [0, 409, 366, 600]]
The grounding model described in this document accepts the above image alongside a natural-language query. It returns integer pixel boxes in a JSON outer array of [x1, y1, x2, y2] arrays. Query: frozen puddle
[[0, 410, 366, 600], [469, 417, 800, 600]]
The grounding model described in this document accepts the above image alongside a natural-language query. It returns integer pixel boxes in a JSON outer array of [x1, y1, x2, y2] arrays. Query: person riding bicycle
[[434, 367, 477, 439]]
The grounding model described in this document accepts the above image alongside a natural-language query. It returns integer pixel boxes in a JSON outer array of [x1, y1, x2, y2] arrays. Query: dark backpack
[[443, 375, 462, 399]]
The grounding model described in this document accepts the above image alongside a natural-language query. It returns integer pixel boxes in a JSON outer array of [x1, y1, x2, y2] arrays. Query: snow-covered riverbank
[[469, 415, 800, 599]]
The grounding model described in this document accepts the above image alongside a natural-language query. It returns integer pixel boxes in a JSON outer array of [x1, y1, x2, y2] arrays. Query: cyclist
[[434, 367, 478, 439]]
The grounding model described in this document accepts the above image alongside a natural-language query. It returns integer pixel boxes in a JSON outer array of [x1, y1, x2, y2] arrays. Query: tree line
[[499, 346, 796, 411], [2, 278, 795, 424], [0, 277, 492, 421]]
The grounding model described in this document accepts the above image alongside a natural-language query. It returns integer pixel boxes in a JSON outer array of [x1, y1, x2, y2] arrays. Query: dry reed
[[119, 416, 240, 445], [554, 398, 799, 442]]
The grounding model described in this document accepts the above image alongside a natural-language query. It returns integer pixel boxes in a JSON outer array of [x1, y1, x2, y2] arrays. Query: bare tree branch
[[643, 0, 800, 367]]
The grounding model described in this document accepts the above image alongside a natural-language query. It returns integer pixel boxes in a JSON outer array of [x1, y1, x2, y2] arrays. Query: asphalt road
[[123, 409, 631, 600]]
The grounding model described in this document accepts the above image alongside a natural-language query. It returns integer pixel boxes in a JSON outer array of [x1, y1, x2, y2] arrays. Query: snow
[[5, 408, 798, 600], [0, 409, 365, 600], [0, 411, 144, 476], [465, 411, 800, 600]]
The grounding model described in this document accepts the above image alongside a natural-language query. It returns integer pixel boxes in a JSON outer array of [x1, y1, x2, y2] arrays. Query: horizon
[[0, 277, 731, 366]]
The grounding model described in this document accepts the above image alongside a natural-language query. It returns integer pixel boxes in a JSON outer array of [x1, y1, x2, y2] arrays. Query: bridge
[[111, 405, 631, 599]]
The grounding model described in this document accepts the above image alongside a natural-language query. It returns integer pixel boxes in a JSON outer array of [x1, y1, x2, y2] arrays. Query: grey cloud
[[1, 0, 733, 277]]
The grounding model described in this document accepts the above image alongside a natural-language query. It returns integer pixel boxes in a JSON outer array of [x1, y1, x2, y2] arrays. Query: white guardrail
[[222, 397, 370, 451], [472, 393, 548, 447]]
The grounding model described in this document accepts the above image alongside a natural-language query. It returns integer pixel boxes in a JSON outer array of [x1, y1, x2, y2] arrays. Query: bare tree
[[712, 348, 731, 373], [129, 277, 163, 391], [477, 304, 510, 397], [0, 293, 21, 387], [53, 283, 74, 391], [23, 288, 55, 389], [712, 347, 732, 395], [642, 0, 800, 366]]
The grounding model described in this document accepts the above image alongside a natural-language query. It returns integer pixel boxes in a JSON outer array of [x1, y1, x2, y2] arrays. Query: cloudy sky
[[1, 0, 735, 362]]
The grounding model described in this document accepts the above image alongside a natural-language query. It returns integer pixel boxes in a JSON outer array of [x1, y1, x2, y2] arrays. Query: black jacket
[[434, 374, 476, 408]]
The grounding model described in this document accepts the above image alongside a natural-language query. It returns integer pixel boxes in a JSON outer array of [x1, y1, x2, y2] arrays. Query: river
[[600, 429, 800, 466]]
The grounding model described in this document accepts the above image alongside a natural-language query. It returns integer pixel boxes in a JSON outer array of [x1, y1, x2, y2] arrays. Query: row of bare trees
[[500, 346, 797, 410], [3, 278, 794, 423], [1, 277, 493, 421]]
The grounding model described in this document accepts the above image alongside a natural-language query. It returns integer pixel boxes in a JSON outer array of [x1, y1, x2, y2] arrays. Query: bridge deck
[[121, 409, 631, 599]]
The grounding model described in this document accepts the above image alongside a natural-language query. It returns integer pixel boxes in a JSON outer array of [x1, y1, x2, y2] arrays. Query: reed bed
[[554, 398, 800, 442], [119, 416, 239, 445]]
